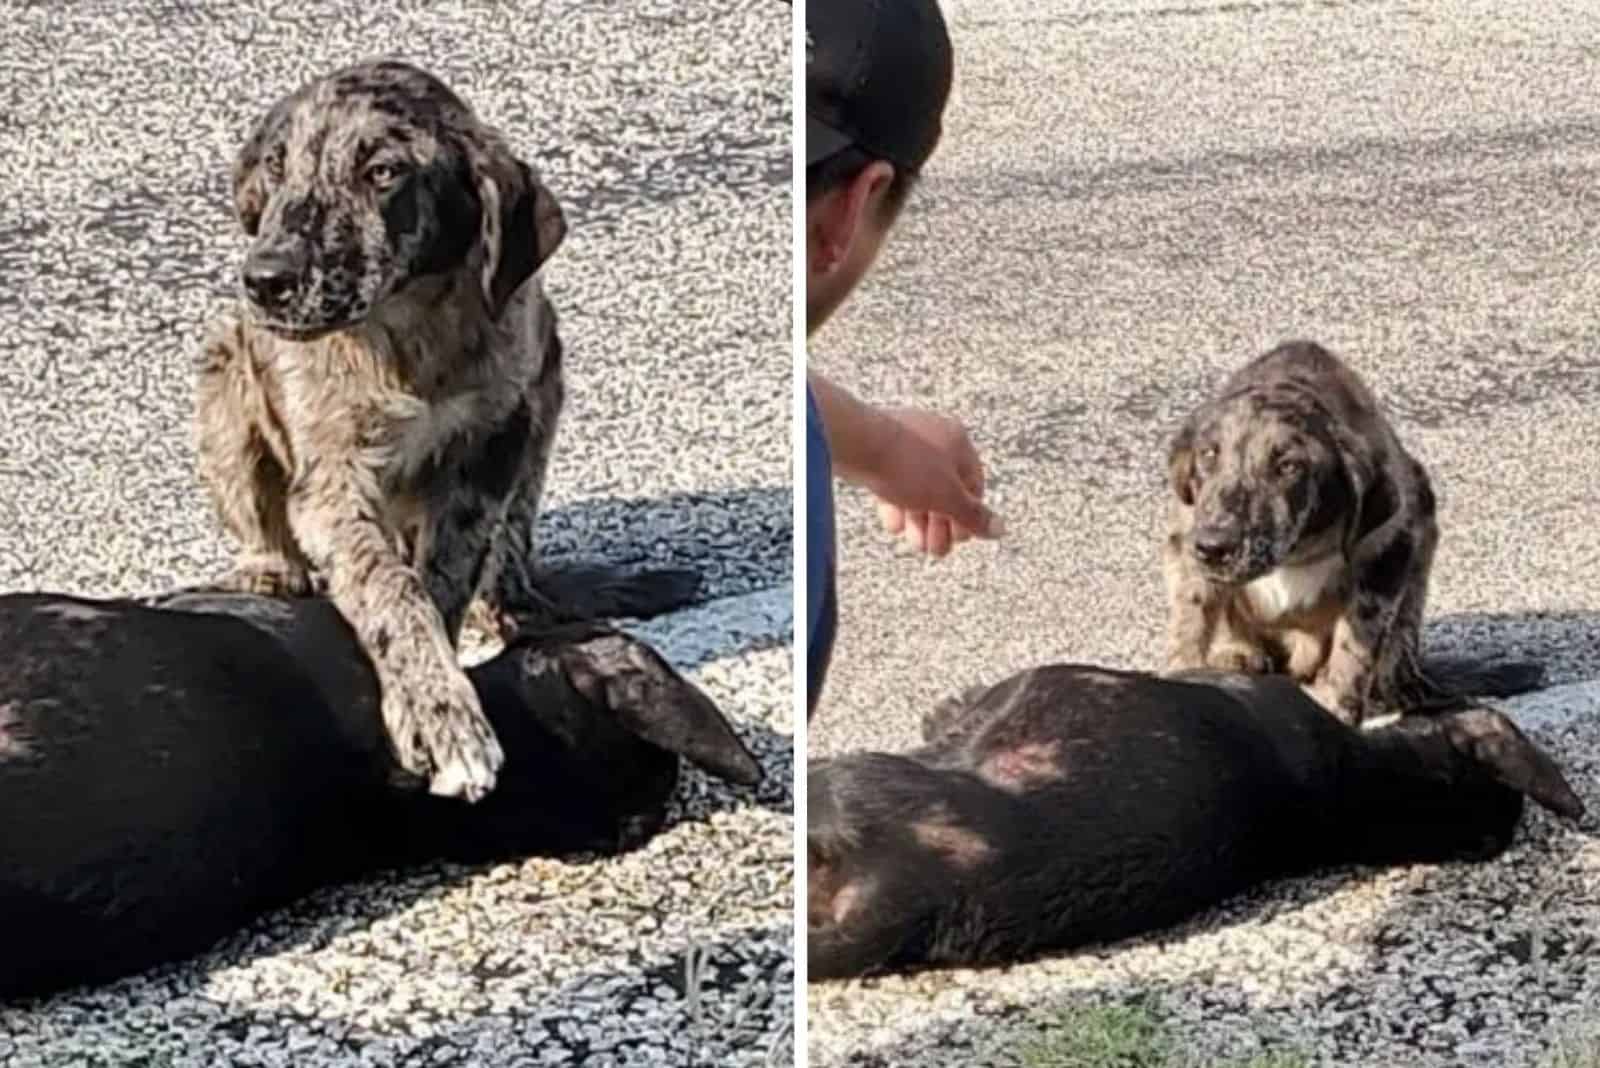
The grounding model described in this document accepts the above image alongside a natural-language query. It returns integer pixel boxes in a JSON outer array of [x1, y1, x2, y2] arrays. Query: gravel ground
[[807, 1, 1600, 1065], [0, 2, 792, 1066]]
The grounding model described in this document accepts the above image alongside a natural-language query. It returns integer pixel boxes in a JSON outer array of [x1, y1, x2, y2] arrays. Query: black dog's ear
[[462, 130, 568, 319], [231, 91, 300, 237], [1166, 416, 1199, 506], [557, 631, 763, 787], [1444, 708, 1586, 821]]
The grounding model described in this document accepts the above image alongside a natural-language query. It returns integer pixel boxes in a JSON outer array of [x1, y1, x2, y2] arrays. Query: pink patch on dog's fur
[[911, 806, 995, 870], [979, 739, 1064, 792]]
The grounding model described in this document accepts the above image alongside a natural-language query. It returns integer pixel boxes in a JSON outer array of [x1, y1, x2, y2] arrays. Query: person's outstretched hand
[[808, 372, 1005, 559], [856, 407, 1003, 559]]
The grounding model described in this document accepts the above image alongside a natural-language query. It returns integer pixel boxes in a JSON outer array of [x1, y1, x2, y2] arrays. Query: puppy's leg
[[1313, 504, 1443, 724], [461, 524, 521, 646], [472, 365, 562, 637], [194, 321, 313, 596], [288, 468, 502, 801], [1310, 537, 1426, 725], [1280, 626, 1330, 682], [420, 483, 514, 647], [1205, 619, 1273, 675], [1165, 545, 1270, 675], [1162, 534, 1217, 671], [1381, 518, 1440, 709], [1308, 617, 1379, 725]]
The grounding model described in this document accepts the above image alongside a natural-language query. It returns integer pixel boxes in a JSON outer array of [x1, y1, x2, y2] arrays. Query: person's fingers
[[959, 446, 986, 498], [902, 511, 929, 554], [937, 485, 1002, 540], [925, 514, 954, 558], [878, 500, 907, 535]]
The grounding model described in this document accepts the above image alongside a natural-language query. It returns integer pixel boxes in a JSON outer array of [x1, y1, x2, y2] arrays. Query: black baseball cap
[[806, 0, 954, 173]]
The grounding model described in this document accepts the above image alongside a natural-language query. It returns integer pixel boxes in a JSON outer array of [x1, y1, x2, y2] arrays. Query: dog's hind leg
[[921, 683, 992, 743]]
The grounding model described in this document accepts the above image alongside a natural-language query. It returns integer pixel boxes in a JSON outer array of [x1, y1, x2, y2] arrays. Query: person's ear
[[809, 160, 896, 274]]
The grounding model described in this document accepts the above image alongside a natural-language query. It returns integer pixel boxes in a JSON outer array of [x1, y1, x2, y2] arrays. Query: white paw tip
[[429, 757, 496, 802]]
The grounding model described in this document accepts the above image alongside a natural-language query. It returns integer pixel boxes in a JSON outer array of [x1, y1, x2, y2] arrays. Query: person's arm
[[808, 369, 1003, 556], [806, 370, 898, 485]]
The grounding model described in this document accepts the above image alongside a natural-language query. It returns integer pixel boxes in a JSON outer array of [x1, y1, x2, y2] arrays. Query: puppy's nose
[[1191, 528, 1240, 566], [241, 250, 303, 310]]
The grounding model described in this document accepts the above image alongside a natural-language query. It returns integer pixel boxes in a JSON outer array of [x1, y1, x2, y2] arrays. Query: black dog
[[808, 664, 1584, 980], [0, 591, 762, 1001]]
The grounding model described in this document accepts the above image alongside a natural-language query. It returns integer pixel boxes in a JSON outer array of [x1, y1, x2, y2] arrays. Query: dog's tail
[[1413, 654, 1547, 712], [522, 564, 703, 625]]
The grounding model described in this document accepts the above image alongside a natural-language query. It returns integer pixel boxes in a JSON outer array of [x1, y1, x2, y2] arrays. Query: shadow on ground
[[1424, 610, 1600, 690], [4, 917, 794, 1067], [539, 485, 790, 594]]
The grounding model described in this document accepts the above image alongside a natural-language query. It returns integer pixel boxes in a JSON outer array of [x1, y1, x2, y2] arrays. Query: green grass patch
[[1011, 1003, 1309, 1068], [1009, 1001, 1600, 1067], [1542, 1030, 1600, 1068]]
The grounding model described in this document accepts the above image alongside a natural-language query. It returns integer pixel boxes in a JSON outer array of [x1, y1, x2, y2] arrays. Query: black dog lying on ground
[[0, 591, 762, 1001], [808, 664, 1584, 980]]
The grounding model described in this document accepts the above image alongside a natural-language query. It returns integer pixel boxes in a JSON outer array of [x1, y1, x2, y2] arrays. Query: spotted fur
[[193, 59, 569, 801], [1161, 339, 1537, 725]]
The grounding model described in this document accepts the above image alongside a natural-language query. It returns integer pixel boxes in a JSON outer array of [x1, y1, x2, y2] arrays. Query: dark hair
[[805, 145, 918, 223]]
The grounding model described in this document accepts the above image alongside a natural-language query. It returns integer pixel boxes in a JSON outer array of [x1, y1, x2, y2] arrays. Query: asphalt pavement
[[807, 2, 1600, 1065], [0, 2, 792, 1066]]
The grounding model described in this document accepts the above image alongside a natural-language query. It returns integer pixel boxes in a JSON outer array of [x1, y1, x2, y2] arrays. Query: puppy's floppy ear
[[1166, 415, 1200, 506], [1443, 708, 1586, 821], [462, 130, 568, 319], [1326, 417, 1391, 553], [231, 92, 298, 237], [557, 630, 764, 787]]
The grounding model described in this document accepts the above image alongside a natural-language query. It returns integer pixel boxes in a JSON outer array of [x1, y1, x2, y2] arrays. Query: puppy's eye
[[1197, 444, 1219, 468], [366, 161, 408, 189], [265, 146, 286, 182], [1277, 457, 1304, 479]]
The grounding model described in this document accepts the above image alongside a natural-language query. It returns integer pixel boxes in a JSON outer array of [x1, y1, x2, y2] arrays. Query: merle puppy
[[196, 59, 697, 803], [1163, 340, 1540, 724], [0, 591, 761, 1002], [808, 664, 1584, 980]]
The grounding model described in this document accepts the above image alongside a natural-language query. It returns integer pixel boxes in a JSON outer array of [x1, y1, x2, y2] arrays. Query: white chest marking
[[1242, 554, 1344, 622]]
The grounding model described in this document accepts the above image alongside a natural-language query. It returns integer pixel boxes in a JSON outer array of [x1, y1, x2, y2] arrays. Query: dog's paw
[[1305, 680, 1365, 727], [215, 556, 313, 597], [381, 659, 504, 803], [462, 596, 520, 647], [1209, 646, 1272, 676]]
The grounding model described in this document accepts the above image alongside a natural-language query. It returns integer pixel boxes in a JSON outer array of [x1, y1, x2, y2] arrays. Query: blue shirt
[[806, 382, 837, 719]]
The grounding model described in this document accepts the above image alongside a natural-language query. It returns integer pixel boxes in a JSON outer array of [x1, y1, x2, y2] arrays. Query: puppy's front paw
[[216, 556, 313, 597], [1209, 645, 1272, 676], [462, 596, 520, 646], [1306, 680, 1364, 727], [381, 656, 504, 803]]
